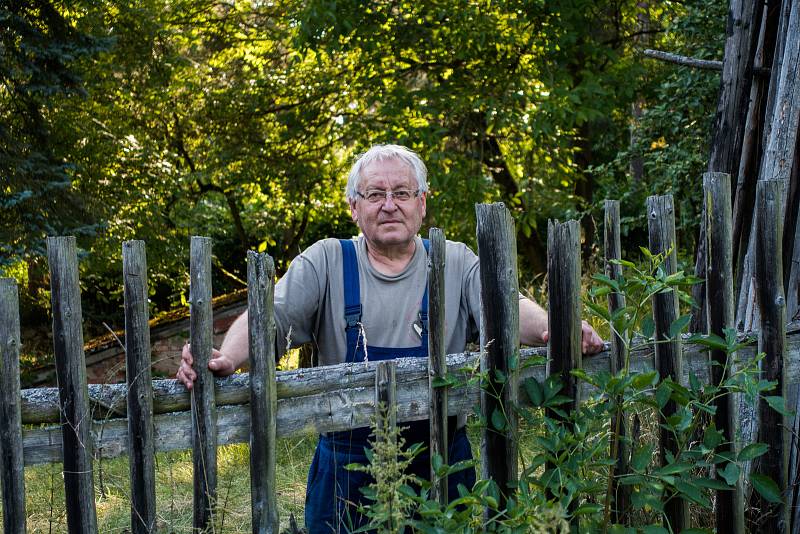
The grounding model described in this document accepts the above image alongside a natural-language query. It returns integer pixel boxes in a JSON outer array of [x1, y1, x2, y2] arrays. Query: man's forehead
[[361, 158, 415, 185]]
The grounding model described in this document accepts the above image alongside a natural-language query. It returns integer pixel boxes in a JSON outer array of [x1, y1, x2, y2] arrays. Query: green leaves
[[750, 474, 783, 504], [737, 443, 768, 462], [719, 463, 740, 486], [669, 314, 691, 338]]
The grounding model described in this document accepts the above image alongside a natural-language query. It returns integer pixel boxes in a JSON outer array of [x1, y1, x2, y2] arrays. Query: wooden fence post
[[190, 236, 217, 532], [46, 236, 99, 533], [703, 173, 746, 533], [375, 361, 397, 434], [604, 201, 631, 523], [247, 251, 279, 534], [646, 195, 690, 532], [547, 220, 582, 412], [0, 278, 26, 534], [428, 227, 448, 505], [546, 219, 582, 514], [123, 241, 157, 534], [751, 179, 790, 532], [476, 203, 520, 506]]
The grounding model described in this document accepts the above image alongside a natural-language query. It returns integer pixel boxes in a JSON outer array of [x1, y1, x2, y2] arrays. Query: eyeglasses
[[356, 189, 420, 203]]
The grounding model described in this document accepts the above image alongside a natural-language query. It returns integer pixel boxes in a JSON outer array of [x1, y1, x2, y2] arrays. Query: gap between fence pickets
[[19, 322, 800, 465]]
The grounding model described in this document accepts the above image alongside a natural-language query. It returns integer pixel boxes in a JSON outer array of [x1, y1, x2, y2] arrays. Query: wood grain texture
[[751, 180, 790, 532], [476, 203, 520, 505], [47, 236, 98, 534], [247, 251, 279, 534], [190, 236, 217, 531], [427, 228, 448, 504], [547, 219, 582, 410], [375, 361, 397, 431], [646, 196, 689, 532], [694, 0, 763, 333], [604, 201, 630, 523], [20, 327, 800, 465], [703, 174, 745, 533], [123, 241, 157, 534], [0, 278, 26, 533]]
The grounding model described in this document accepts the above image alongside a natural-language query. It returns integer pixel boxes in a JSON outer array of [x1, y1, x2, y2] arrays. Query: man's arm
[[175, 310, 250, 389], [520, 297, 548, 345], [519, 297, 604, 354]]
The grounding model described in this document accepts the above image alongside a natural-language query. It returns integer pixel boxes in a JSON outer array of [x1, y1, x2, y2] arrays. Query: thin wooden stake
[[375, 361, 397, 433], [123, 241, 157, 534], [604, 201, 630, 523], [190, 236, 217, 532], [427, 227, 448, 505], [0, 278, 26, 533], [646, 196, 689, 532], [247, 251, 279, 534], [476, 203, 520, 506], [751, 179, 790, 532], [703, 173, 745, 534], [47, 236, 98, 533]]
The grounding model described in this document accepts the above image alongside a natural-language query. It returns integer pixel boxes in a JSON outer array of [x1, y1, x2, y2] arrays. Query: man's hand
[[175, 343, 238, 390], [542, 320, 605, 355]]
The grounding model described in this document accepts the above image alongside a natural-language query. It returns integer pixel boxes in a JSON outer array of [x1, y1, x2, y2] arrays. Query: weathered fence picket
[[123, 240, 157, 534], [247, 251, 279, 534], [703, 173, 746, 534], [604, 200, 631, 523], [0, 278, 26, 534], [375, 361, 397, 432], [427, 228, 448, 504], [546, 219, 582, 412], [751, 179, 790, 532], [475, 203, 520, 506], [646, 195, 690, 532], [47, 236, 99, 534], [190, 236, 217, 532]]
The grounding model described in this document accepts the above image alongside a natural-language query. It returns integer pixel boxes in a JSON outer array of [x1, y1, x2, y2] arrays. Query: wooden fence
[[1, 181, 799, 533]]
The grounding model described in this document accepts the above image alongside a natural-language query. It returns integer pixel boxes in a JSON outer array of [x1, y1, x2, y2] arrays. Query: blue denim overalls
[[304, 239, 476, 533]]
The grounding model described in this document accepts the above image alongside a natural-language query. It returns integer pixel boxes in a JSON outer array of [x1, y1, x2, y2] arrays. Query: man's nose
[[381, 194, 398, 209]]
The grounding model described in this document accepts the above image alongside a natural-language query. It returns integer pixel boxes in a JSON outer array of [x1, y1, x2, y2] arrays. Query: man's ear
[[349, 199, 358, 222], [420, 191, 427, 219]]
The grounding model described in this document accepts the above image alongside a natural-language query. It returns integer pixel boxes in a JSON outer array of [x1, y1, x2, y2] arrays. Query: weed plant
[[354, 249, 789, 533]]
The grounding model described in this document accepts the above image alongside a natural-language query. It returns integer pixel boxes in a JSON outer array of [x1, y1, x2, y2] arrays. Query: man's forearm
[[219, 310, 251, 370], [519, 297, 548, 346]]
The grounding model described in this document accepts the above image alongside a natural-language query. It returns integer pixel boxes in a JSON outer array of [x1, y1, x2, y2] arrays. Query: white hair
[[344, 144, 428, 201]]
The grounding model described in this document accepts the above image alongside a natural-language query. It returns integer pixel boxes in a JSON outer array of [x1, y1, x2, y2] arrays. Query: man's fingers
[[181, 343, 194, 365], [580, 321, 604, 355]]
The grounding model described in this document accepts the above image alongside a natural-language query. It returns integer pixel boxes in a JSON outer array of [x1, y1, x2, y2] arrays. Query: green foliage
[[3, 1, 729, 353], [0, 1, 111, 263], [357, 249, 785, 532]]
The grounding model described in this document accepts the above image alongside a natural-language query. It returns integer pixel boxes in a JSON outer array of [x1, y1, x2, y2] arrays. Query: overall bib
[[304, 239, 476, 533]]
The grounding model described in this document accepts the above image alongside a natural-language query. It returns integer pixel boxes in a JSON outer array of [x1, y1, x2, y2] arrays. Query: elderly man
[[177, 144, 603, 533]]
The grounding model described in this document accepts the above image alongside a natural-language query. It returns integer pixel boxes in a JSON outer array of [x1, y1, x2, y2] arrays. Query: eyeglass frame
[[355, 189, 421, 204]]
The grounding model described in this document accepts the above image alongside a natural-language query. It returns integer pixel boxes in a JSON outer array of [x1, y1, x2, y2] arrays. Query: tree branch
[[643, 49, 722, 70]]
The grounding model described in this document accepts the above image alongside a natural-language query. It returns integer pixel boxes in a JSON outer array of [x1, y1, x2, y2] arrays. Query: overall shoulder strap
[[420, 238, 430, 332], [338, 239, 362, 327]]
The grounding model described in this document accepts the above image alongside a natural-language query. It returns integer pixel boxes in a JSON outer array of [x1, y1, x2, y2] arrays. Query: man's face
[[349, 158, 427, 250]]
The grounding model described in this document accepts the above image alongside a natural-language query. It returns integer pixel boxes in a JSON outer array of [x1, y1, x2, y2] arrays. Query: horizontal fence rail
[[18, 324, 800, 465]]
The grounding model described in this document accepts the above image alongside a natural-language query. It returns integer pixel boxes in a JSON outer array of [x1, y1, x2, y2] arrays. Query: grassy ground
[[6, 435, 317, 533]]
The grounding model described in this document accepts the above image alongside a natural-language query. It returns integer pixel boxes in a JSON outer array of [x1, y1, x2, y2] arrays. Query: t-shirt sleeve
[[273, 240, 328, 356], [460, 243, 482, 343]]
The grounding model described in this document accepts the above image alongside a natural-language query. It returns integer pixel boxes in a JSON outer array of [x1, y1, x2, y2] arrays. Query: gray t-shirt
[[274, 235, 482, 365]]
